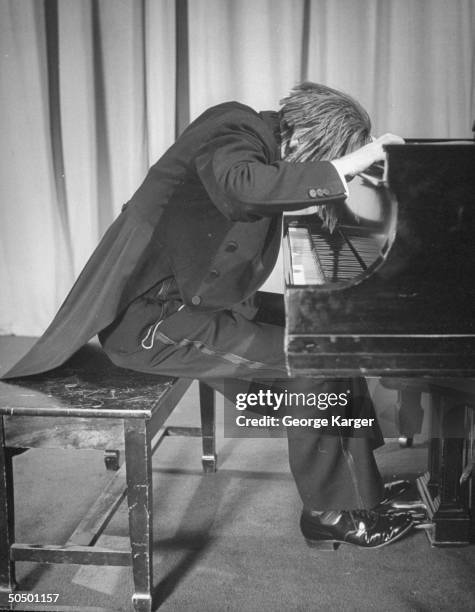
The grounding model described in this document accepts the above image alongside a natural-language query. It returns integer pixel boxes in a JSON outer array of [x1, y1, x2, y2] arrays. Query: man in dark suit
[[5, 82, 413, 549]]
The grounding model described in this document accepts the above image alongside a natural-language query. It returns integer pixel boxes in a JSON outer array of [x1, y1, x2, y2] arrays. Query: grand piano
[[283, 140, 475, 546]]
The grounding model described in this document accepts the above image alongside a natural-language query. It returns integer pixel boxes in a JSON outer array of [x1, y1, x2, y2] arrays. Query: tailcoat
[[4, 102, 345, 378]]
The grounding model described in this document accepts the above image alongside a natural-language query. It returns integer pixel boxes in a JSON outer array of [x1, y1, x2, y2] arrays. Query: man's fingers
[[332, 133, 404, 179], [374, 133, 405, 145]]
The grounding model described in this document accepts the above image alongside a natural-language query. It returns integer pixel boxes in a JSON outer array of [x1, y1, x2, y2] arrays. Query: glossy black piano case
[[285, 141, 475, 378]]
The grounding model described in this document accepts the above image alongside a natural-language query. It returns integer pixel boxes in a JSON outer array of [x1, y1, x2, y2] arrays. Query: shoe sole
[[304, 520, 414, 551]]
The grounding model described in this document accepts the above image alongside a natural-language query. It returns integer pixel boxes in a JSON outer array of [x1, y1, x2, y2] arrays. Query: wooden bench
[[0, 344, 216, 612]]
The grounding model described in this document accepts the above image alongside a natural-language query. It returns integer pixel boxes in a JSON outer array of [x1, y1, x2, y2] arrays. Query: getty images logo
[[234, 389, 351, 412]]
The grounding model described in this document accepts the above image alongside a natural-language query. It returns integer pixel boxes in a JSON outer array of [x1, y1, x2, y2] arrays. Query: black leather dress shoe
[[378, 481, 428, 521], [380, 480, 411, 505], [300, 509, 414, 550]]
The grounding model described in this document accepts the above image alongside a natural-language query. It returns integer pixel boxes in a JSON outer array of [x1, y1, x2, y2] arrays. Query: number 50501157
[[8, 593, 59, 603]]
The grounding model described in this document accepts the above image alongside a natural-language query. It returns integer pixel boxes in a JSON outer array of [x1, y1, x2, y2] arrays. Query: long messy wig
[[280, 82, 372, 230]]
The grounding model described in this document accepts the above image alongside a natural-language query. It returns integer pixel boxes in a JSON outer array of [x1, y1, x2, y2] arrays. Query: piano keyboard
[[287, 224, 382, 285], [287, 226, 325, 285]]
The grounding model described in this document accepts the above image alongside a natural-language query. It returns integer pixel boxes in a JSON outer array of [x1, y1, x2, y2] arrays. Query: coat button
[[316, 188, 325, 197], [308, 188, 317, 198], [191, 295, 201, 306], [225, 241, 238, 252], [323, 188, 330, 196], [209, 269, 220, 278]]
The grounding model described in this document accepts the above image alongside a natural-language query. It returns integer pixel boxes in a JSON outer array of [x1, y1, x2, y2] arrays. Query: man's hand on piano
[[332, 133, 405, 180]]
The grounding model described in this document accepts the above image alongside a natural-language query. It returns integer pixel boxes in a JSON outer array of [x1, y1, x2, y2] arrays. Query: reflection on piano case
[[283, 140, 475, 546]]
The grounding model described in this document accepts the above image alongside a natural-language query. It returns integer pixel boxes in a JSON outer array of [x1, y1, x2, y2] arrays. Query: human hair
[[279, 82, 372, 229], [279, 81, 372, 162]]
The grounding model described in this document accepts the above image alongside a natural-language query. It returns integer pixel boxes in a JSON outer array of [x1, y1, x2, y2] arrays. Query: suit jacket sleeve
[[194, 111, 346, 221]]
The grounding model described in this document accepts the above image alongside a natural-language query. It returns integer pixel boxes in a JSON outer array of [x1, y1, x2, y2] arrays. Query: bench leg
[[124, 419, 153, 612], [0, 417, 16, 595], [199, 382, 217, 473]]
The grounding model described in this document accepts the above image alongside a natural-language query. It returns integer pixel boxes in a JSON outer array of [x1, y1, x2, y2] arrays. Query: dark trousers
[[99, 280, 384, 511]]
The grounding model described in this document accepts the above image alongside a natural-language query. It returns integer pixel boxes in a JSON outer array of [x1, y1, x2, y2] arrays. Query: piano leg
[[416, 388, 472, 546], [470, 408, 475, 544]]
